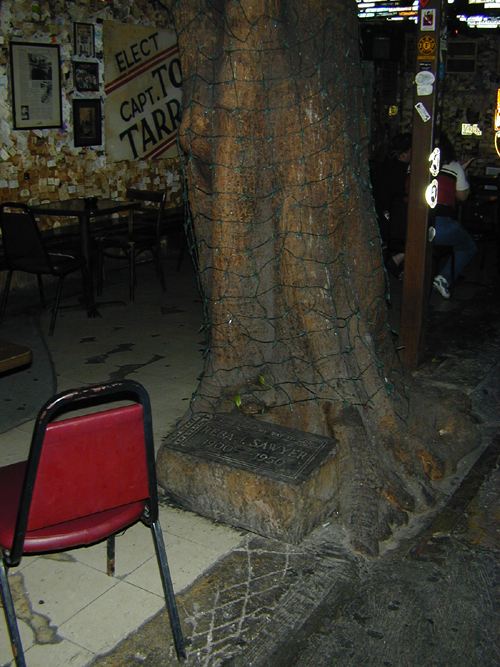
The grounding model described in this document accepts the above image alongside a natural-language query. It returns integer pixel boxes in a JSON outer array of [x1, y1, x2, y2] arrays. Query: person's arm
[[455, 161, 470, 202], [460, 155, 475, 171]]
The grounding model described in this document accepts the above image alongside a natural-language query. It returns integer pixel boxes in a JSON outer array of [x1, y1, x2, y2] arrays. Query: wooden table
[[31, 199, 140, 317], [0, 340, 32, 374]]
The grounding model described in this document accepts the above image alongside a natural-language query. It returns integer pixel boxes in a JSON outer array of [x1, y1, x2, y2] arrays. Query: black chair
[[0, 379, 186, 666], [0, 202, 85, 336], [461, 175, 499, 277], [135, 194, 187, 273], [96, 189, 167, 301]]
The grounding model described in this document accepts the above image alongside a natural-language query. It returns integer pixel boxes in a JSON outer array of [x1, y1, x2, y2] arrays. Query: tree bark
[[159, 0, 480, 555]]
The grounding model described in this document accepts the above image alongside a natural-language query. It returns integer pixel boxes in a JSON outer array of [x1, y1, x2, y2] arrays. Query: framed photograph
[[10, 42, 62, 130], [74, 22, 95, 58], [73, 61, 99, 92], [73, 98, 102, 147]]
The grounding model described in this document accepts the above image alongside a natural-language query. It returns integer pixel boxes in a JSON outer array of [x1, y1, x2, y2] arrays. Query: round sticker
[[418, 36, 436, 57], [425, 179, 438, 209], [415, 71, 435, 85], [429, 148, 440, 177]]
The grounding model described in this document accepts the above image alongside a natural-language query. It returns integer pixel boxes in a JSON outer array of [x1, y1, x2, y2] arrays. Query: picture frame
[[74, 22, 95, 58], [10, 41, 62, 130], [73, 61, 99, 92], [73, 98, 102, 147]]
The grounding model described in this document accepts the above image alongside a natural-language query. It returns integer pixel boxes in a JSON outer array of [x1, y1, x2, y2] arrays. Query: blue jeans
[[434, 216, 477, 285]]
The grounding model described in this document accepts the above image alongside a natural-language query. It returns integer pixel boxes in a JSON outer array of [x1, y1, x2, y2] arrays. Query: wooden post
[[399, 0, 444, 369]]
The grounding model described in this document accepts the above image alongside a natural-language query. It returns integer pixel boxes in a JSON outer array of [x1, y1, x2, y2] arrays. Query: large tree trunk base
[[156, 0, 482, 557], [158, 377, 480, 556]]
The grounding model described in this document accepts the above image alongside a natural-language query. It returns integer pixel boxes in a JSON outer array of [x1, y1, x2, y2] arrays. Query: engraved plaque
[[164, 413, 337, 485]]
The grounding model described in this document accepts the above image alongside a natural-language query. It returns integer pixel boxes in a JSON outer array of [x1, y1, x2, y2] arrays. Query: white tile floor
[[0, 259, 244, 666]]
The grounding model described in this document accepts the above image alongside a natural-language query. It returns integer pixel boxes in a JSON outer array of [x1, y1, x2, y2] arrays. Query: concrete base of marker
[[156, 413, 339, 544]]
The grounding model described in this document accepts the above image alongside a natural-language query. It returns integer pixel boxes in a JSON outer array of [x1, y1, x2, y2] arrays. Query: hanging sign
[[104, 21, 182, 162]]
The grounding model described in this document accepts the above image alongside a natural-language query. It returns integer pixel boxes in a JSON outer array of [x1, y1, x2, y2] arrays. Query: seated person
[[432, 133, 476, 299]]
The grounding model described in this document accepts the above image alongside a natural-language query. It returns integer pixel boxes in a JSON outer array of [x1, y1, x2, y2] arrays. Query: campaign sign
[[104, 21, 182, 162]]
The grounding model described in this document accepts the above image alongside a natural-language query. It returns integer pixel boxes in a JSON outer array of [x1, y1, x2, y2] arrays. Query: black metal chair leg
[[36, 274, 46, 309], [0, 270, 13, 324], [106, 535, 115, 576], [97, 239, 104, 297], [49, 276, 65, 336], [0, 557, 26, 667], [151, 520, 186, 661], [153, 248, 167, 292], [128, 243, 135, 302], [80, 263, 88, 310], [176, 236, 187, 273]]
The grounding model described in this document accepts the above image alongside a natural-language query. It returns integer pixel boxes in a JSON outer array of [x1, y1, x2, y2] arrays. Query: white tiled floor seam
[[0, 262, 244, 666]]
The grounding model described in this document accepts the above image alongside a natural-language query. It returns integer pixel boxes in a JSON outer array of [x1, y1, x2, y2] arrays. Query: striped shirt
[[438, 161, 469, 210]]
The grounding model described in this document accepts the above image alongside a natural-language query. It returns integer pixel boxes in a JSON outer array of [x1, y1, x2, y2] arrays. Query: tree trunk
[[159, 0, 480, 555]]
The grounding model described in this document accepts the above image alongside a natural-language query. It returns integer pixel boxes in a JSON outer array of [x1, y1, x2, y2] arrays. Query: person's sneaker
[[433, 275, 450, 299]]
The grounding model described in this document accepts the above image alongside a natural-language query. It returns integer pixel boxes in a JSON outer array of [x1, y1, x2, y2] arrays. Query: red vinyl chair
[[0, 380, 186, 666]]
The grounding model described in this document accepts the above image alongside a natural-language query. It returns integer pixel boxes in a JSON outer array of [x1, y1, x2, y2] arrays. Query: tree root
[[322, 381, 481, 556], [186, 374, 481, 557]]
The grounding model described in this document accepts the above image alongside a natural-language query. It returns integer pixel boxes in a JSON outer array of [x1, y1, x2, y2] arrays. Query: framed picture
[[73, 61, 99, 92], [74, 22, 95, 58], [9, 42, 62, 130], [73, 98, 102, 147]]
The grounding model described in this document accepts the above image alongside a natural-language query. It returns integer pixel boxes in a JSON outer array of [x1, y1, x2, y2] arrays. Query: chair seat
[[98, 232, 157, 250], [9, 253, 81, 276], [48, 253, 83, 275], [0, 461, 146, 554]]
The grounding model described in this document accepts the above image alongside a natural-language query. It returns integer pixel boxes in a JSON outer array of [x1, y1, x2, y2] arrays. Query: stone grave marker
[[157, 412, 339, 543]]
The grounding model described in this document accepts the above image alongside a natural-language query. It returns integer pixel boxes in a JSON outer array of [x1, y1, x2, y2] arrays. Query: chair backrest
[[126, 188, 167, 236], [461, 177, 498, 235], [9, 380, 158, 563], [0, 202, 54, 273]]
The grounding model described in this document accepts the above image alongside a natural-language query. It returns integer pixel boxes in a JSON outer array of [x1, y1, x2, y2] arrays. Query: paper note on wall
[[103, 21, 182, 162]]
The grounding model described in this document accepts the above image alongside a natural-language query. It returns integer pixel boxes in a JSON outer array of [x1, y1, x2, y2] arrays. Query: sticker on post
[[429, 147, 440, 176], [415, 71, 435, 86], [417, 84, 433, 96], [415, 102, 431, 122], [425, 179, 438, 209]]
